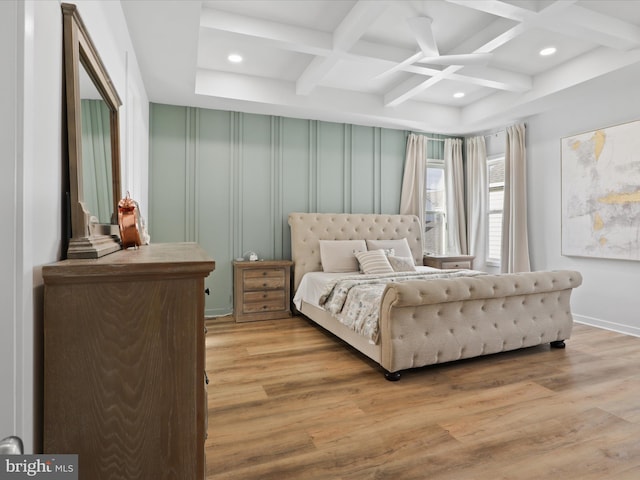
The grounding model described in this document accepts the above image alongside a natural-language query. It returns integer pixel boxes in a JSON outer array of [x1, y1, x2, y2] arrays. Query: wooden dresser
[[233, 260, 292, 322], [42, 243, 214, 480]]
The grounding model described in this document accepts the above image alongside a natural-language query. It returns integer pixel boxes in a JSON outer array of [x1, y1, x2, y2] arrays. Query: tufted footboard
[[379, 270, 583, 376]]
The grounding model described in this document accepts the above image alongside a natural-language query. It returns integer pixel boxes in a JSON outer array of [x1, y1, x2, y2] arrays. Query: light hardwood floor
[[205, 315, 640, 480]]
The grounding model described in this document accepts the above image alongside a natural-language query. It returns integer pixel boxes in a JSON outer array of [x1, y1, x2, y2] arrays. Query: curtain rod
[[411, 132, 461, 142], [483, 130, 505, 138], [482, 123, 526, 138]]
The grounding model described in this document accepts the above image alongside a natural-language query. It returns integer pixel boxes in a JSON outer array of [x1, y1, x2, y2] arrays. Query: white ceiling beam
[[449, 66, 531, 92], [200, 8, 332, 56], [202, 9, 411, 66], [445, 0, 535, 22], [194, 68, 463, 134], [201, 4, 531, 97], [385, 68, 460, 107], [295, 56, 341, 95], [341, 51, 532, 92], [383, 20, 526, 106], [381, 62, 532, 106], [449, 0, 640, 50], [445, 17, 518, 55], [446, 0, 577, 22], [549, 5, 640, 50], [332, 1, 390, 50], [383, 0, 581, 106], [296, 0, 390, 95], [372, 52, 424, 79], [462, 46, 640, 129]]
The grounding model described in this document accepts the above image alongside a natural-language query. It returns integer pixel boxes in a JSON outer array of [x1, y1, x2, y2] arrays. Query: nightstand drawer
[[424, 254, 475, 270], [244, 289, 285, 304], [441, 260, 472, 269], [243, 269, 285, 290], [243, 292, 286, 313]]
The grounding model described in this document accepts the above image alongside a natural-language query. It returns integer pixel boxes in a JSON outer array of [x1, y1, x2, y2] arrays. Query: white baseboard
[[574, 314, 640, 338]]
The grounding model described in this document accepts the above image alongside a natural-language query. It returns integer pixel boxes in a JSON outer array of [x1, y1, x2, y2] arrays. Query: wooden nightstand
[[423, 254, 475, 270], [233, 260, 293, 322]]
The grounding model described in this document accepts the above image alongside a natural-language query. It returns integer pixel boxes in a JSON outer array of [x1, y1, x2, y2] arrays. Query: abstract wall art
[[561, 119, 640, 261]]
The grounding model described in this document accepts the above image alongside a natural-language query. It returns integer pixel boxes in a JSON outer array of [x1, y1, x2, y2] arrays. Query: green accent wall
[[149, 104, 437, 316]]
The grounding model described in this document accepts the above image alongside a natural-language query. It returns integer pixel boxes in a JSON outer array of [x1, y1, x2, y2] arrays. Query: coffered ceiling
[[121, 0, 640, 134]]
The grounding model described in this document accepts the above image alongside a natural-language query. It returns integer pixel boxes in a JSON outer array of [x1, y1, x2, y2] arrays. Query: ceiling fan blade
[[407, 17, 439, 57], [418, 53, 492, 66]]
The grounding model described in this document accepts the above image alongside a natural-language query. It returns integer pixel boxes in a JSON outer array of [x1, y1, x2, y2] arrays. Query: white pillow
[[366, 238, 414, 263], [355, 249, 394, 275], [319, 240, 367, 273], [388, 255, 417, 272]]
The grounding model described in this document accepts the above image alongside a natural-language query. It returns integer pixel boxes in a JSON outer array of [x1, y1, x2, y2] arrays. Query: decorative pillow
[[366, 238, 414, 263], [319, 240, 367, 273], [388, 255, 417, 272], [355, 249, 394, 275]]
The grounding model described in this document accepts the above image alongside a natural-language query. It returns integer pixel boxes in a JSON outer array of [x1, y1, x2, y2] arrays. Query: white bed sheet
[[292, 266, 440, 310]]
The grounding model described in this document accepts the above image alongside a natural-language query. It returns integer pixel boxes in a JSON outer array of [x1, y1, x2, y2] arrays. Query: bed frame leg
[[550, 340, 566, 349], [384, 371, 402, 382]]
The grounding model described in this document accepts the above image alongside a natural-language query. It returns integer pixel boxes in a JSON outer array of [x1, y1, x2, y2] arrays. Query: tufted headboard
[[288, 212, 423, 291]]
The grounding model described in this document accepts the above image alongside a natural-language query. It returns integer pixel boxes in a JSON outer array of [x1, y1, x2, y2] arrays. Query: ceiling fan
[[407, 16, 492, 66]]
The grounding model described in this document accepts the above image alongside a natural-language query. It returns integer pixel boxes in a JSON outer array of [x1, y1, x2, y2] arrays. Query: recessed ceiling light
[[228, 53, 243, 63], [539, 47, 557, 56], [453, 92, 465, 98]]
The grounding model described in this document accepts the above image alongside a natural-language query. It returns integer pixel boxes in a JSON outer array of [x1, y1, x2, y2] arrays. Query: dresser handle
[[205, 288, 210, 295]]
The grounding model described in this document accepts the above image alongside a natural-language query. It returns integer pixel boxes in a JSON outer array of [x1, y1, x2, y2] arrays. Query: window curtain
[[400, 133, 426, 230], [444, 138, 467, 254], [81, 99, 113, 223], [501, 123, 531, 273], [466, 135, 487, 270]]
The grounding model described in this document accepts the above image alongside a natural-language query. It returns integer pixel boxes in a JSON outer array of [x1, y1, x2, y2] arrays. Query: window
[[424, 160, 446, 254], [487, 156, 505, 265]]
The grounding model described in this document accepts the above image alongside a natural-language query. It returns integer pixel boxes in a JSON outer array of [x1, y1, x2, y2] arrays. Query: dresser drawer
[[243, 269, 285, 290]]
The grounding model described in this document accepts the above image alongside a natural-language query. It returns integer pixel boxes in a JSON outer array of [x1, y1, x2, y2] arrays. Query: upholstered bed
[[288, 212, 582, 380]]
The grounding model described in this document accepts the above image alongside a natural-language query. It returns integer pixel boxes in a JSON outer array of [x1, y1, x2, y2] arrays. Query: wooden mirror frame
[[62, 3, 122, 258]]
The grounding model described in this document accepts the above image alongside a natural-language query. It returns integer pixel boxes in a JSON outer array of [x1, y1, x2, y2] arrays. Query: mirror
[[79, 64, 114, 224], [62, 3, 122, 258]]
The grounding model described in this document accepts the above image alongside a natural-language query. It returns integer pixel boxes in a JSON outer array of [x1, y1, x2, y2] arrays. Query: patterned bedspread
[[318, 270, 486, 344]]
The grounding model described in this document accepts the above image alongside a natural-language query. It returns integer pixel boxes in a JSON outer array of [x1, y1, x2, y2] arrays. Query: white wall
[[0, 0, 148, 452], [526, 62, 640, 336], [0, 0, 20, 446]]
